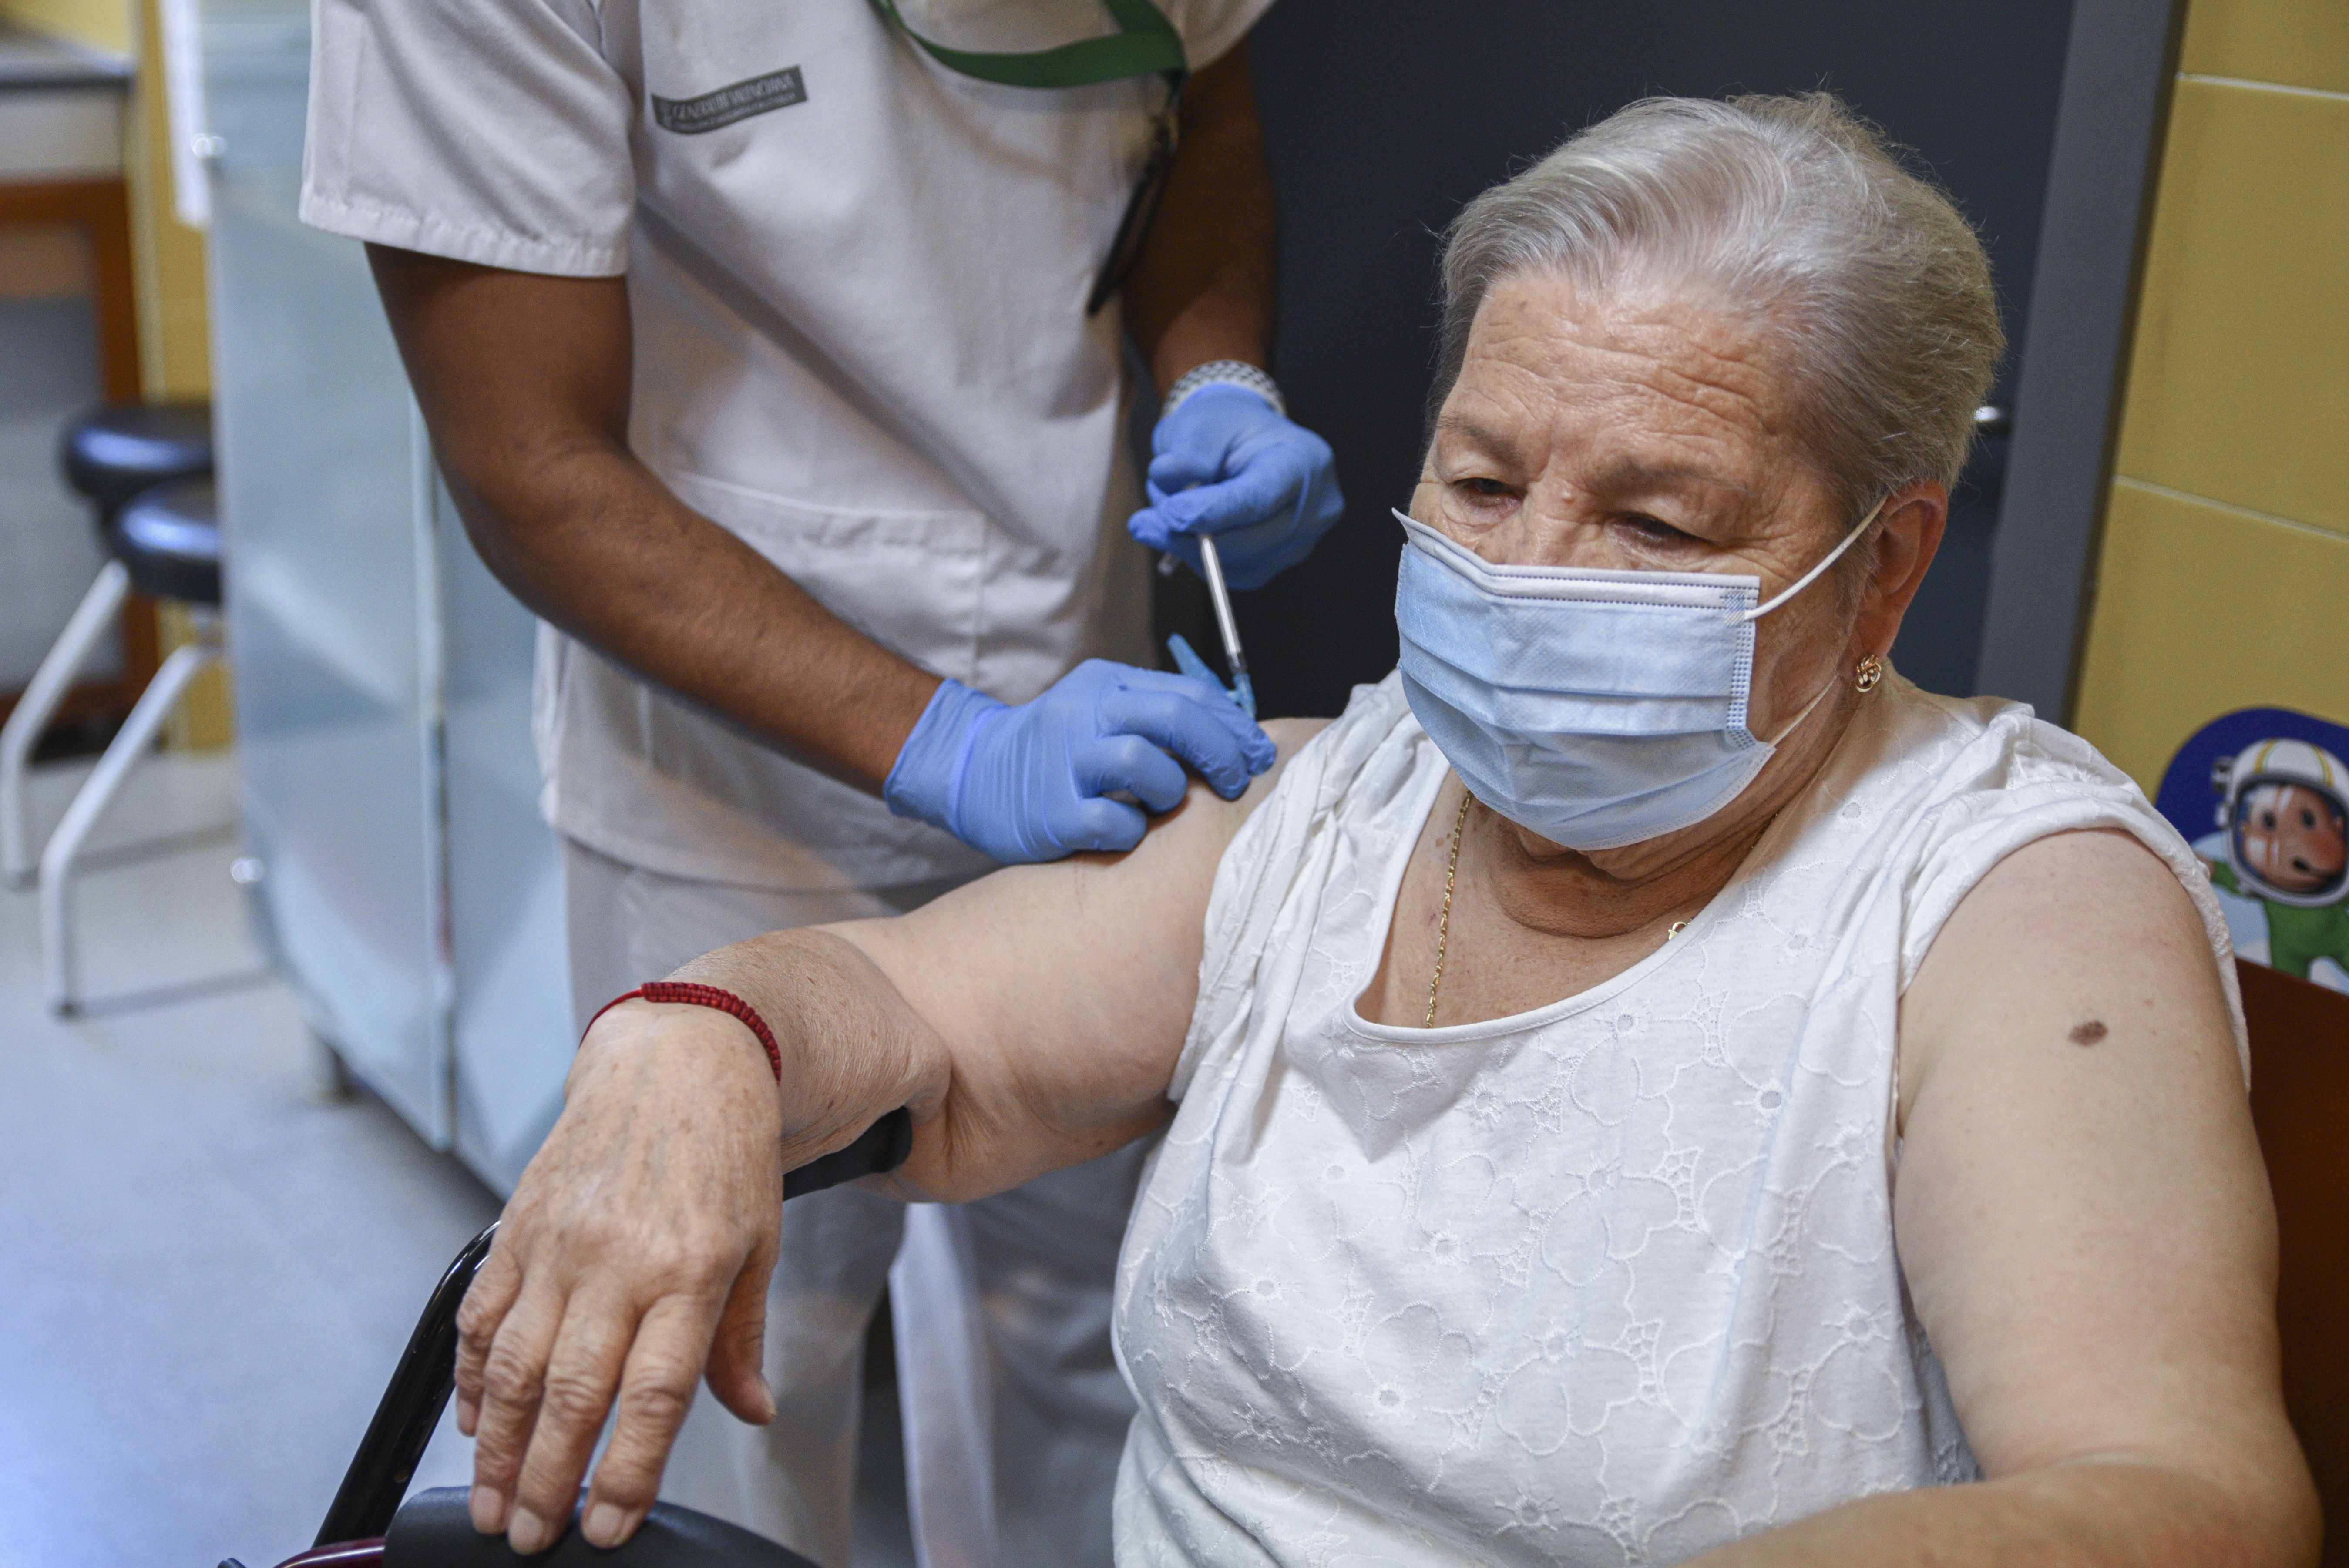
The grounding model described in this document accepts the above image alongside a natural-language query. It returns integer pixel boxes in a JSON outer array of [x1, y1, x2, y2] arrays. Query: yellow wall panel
[[2074, 481, 2349, 793], [2180, 0, 2349, 96], [2113, 78, 2349, 536], [0, 0, 130, 57], [127, 0, 211, 401]]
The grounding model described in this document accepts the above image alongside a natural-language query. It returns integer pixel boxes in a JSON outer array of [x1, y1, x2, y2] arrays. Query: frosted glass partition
[[207, 0, 570, 1191], [209, 151, 448, 1141], [439, 475, 572, 1189]]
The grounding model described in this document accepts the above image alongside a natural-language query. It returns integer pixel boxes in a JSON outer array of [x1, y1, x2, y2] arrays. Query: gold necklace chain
[[1423, 788, 1698, 1028], [1425, 786, 1475, 1027]]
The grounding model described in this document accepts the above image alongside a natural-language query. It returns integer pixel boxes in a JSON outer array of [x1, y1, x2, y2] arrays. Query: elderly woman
[[455, 95, 2316, 1566]]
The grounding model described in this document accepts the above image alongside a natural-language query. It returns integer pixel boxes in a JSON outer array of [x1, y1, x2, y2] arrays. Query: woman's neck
[[1476, 807, 1771, 940]]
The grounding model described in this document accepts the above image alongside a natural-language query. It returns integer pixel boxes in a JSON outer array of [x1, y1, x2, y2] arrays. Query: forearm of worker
[[1122, 39, 1277, 392], [1688, 830, 2319, 1568], [365, 243, 933, 790]]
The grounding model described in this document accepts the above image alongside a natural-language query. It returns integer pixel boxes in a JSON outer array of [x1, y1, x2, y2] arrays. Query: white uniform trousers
[[561, 838, 1143, 1568]]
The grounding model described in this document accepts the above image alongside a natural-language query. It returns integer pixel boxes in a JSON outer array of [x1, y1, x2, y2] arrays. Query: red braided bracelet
[[583, 981, 784, 1081]]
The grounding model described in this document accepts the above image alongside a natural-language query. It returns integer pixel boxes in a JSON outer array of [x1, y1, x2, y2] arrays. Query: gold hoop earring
[[1854, 654, 1884, 693]]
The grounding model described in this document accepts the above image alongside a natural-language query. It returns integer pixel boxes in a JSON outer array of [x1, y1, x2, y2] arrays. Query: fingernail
[[756, 1377, 777, 1424], [583, 1501, 630, 1547], [507, 1506, 552, 1555], [469, 1485, 509, 1535], [455, 1395, 478, 1435]]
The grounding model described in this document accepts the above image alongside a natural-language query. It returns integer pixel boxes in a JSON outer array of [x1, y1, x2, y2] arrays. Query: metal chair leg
[[2, 561, 131, 890], [40, 634, 221, 1015]]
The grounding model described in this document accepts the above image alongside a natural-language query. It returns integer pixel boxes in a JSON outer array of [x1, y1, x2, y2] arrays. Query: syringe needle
[[1196, 535, 1255, 716]]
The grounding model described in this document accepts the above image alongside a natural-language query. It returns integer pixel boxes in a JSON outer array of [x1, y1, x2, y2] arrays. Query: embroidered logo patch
[[652, 67, 807, 134]]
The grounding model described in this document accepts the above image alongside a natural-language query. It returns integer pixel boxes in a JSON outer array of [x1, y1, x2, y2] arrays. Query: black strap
[[783, 1108, 914, 1199]]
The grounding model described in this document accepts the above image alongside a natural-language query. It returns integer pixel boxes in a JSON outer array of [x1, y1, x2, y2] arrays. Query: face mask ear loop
[[1737, 497, 1889, 624], [1762, 663, 1846, 745]]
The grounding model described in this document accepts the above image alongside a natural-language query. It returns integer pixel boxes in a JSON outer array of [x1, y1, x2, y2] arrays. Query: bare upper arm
[[1895, 829, 2311, 1543], [833, 717, 1328, 1195]]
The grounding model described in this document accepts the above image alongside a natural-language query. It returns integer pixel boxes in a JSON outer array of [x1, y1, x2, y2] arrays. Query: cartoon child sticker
[[2199, 738, 2349, 987]]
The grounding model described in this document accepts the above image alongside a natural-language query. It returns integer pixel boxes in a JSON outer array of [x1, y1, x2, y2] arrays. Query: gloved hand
[[883, 660, 1274, 863], [1127, 382, 1344, 590]]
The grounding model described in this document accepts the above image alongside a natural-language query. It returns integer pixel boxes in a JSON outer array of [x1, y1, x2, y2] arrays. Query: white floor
[[0, 749, 914, 1568]]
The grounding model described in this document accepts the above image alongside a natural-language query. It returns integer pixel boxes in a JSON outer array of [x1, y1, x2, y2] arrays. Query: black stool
[[59, 401, 215, 515], [10, 413, 226, 1012], [111, 476, 223, 606], [3, 403, 214, 891]]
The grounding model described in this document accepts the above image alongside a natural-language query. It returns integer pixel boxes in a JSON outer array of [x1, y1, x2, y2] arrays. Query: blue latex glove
[[1127, 383, 1344, 590], [883, 660, 1274, 863]]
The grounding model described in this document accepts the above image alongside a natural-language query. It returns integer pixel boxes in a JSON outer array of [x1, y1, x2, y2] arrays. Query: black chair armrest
[[385, 1489, 819, 1568]]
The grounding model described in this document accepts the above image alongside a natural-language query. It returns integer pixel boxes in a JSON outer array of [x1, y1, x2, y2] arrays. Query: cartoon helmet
[[2213, 738, 2349, 907]]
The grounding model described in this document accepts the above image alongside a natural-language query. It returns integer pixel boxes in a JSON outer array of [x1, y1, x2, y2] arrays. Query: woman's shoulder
[[1838, 674, 2187, 876], [1842, 676, 2237, 1024], [1256, 670, 1428, 813], [1862, 676, 2140, 800], [1821, 675, 2191, 869]]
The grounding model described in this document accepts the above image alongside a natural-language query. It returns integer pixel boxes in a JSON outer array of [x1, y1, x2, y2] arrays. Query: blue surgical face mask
[[1392, 502, 1880, 851]]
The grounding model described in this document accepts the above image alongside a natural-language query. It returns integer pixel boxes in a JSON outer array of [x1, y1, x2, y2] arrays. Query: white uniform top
[[302, 0, 1271, 890], [1113, 671, 2244, 1567]]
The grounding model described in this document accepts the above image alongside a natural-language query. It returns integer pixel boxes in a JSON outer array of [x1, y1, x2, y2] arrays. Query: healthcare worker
[[298, 0, 1340, 1563]]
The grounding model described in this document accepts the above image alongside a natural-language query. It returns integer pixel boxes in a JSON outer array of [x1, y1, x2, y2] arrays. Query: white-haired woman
[[452, 95, 2317, 1567]]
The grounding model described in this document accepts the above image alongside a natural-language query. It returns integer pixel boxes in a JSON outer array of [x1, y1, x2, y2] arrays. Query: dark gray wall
[[1975, 0, 2185, 722], [1227, 0, 2075, 719]]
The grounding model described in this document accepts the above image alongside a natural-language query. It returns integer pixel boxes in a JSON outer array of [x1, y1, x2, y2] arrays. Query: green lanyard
[[866, 0, 1188, 95], [867, 0, 1191, 312]]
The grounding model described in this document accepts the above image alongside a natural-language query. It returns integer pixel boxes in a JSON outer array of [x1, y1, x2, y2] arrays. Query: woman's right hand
[[453, 1001, 786, 1555]]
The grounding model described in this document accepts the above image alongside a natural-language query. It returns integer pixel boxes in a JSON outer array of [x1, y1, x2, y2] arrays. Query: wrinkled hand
[[1127, 382, 1344, 589], [884, 659, 1272, 863], [455, 1003, 783, 1555]]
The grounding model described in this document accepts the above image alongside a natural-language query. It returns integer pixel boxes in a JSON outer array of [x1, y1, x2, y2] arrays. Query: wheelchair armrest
[[383, 1488, 819, 1568]]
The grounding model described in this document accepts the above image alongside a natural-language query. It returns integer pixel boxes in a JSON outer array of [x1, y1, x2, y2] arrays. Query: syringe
[[1195, 534, 1254, 718]]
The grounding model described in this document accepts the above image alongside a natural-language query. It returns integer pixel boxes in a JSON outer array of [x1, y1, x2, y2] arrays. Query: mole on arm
[[2068, 1020, 2108, 1047]]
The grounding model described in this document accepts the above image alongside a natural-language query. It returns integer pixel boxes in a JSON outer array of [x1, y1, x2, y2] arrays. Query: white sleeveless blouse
[[1112, 672, 2240, 1567]]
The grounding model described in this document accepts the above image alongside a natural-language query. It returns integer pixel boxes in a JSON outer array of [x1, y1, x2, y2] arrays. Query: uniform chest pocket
[[665, 470, 987, 686]]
